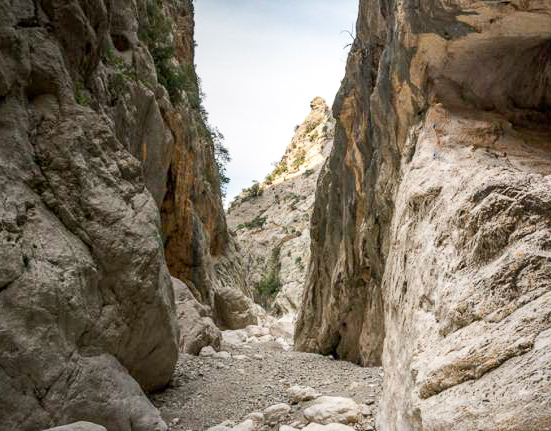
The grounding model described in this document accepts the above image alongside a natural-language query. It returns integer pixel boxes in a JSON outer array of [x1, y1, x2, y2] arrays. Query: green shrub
[[241, 181, 263, 201], [303, 168, 315, 177], [236, 215, 267, 230], [304, 121, 317, 134], [295, 256, 305, 272], [138, 0, 229, 198], [269, 159, 288, 179], [75, 81, 91, 106], [253, 247, 281, 309], [139, 0, 200, 105], [292, 149, 306, 169]]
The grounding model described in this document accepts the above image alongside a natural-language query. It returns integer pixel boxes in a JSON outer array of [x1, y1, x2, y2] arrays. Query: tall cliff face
[[296, 1, 551, 430], [227, 97, 334, 317], [0, 0, 241, 429]]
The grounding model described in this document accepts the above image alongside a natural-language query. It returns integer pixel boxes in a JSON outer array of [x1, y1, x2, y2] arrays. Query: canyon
[[0, 1, 550, 431]]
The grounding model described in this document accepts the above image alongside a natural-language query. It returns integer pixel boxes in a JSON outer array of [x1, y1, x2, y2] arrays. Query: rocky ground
[[152, 326, 382, 431]]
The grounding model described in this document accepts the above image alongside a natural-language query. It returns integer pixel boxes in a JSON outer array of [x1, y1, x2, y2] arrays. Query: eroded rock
[[302, 397, 360, 425], [286, 386, 321, 404], [295, 0, 551, 430]]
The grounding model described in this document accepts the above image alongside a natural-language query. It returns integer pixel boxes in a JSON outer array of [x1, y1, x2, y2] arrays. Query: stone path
[[151, 326, 383, 431]]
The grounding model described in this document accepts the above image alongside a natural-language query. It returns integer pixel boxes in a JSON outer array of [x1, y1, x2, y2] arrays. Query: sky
[[194, 0, 359, 205]]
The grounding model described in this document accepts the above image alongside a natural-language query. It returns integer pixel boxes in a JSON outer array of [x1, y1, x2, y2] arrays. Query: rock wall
[[296, 0, 551, 429], [227, 97, 334, 317], [0, 0, 250, 429]]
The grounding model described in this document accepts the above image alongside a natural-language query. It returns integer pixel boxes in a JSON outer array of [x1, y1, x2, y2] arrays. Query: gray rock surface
[[0, 0, 246, 429], [173, 277, 221, 355], [302, 424, 355, 431], [286, 386, 321, 404], [296, 0, 551, 430], [264, 403, 292, 425], [302, 397, 360, 425], [43, 423, 107, 431], [226, 98, 334, 317]]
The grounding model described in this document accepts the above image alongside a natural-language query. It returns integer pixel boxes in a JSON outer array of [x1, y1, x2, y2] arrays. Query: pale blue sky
[[194, 0, 358, 204]]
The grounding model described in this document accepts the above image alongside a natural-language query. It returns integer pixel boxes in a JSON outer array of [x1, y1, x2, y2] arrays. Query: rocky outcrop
[[227, 97, 334, 316], [173, 277, 221, 355], [44, 423, 107, 431], [296, 0, 551, 430], [0, 0, 249, 429]]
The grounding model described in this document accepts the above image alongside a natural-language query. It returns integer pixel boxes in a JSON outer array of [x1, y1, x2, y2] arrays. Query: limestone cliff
[[0, 1, 252, 430], [296, 1, 551, 430], [227, 97, 334, 317]]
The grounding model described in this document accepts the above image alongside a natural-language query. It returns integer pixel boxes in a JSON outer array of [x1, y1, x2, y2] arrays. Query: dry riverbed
[[152, 328, 383, 431]]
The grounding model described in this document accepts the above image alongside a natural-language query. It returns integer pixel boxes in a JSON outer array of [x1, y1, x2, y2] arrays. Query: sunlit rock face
[[296, 1, 551, 430], [227, 97, 335, 318], [0, 0, 251, 429]]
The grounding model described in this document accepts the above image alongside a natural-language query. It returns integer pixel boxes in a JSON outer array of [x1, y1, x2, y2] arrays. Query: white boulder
[[302, 397, 360, 425], [287, 385, 321, 403], [264, 403, 291, 424], [199, 346, 216, 357]]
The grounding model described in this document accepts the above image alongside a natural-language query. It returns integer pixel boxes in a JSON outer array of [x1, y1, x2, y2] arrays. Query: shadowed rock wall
[[0, 0, 248, 429], [296, 1, 551, 429]]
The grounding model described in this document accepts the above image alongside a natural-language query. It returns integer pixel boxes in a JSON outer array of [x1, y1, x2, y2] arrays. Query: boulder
[[303, 397, 360, 425], [269, 318, 295, 340], [214, 284, 258, 329], [221, 329, 249, 348], [206, 426, 232, 431], [244, 412, 264, 426], [245, 325, 270, 337], [43, 423, 107, 431], [264, 403, 292, 425], [233, 419, 256, 431], [286, 386, 321, 404], [173, 277, 221, 355], [303, 424, 355, 431]]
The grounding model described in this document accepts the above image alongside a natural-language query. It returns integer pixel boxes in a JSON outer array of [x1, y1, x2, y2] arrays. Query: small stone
[[359, 404, 372, 416], [199, 346, 216, 357], [348, 382, 361, 391], [214, 351, 231, 360], [253, 354, 264, 360], [234, 354, 250, 360]]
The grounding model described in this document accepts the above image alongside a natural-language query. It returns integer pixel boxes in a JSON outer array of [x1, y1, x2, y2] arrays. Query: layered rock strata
[[296, 1, 551, 430], [227, 97, 334, 317]]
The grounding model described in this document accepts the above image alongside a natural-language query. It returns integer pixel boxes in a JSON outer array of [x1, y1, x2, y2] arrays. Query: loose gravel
[[151, 338, 382, 431]]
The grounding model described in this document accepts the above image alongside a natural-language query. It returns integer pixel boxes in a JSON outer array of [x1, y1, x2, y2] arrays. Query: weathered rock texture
[[296, 1, 551, 430], [227, 97, 334, 316], [0, 0, 248, 429]]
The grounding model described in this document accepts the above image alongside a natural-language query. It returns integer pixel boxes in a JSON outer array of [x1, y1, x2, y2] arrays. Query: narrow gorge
[[0, 1, 550, 431]]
